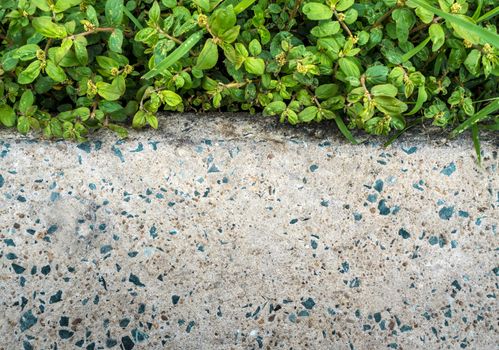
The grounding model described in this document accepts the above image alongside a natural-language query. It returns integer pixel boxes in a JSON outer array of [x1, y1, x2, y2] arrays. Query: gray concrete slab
[[0, 114, 497, 350]]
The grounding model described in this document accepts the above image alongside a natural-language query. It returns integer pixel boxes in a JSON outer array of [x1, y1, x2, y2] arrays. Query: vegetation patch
[[0, 0, 497, 154]]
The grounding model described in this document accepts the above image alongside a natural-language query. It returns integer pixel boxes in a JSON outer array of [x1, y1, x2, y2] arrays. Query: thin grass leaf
[[472, 0, 483, 20], [124, 7, 143, 30], [479, 121, 499, 131], [334, 116, 358, 144], [233, 0, 257, 14], [450, 99, 499, 137], [471, 124, 481, 164], [142, 30, 205, 80], [477, 7, 499, 23], [405, 86, 428, 115], [409, 0, 499, 49], [402, 37, 430, 63], [383, 117, 424, 147]]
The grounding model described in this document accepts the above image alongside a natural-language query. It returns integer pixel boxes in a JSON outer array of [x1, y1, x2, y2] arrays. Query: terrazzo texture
[[0, 114, 497, 350]]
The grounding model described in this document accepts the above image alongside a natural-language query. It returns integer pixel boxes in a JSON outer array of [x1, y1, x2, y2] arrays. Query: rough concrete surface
[[0, 114, 497, 350]]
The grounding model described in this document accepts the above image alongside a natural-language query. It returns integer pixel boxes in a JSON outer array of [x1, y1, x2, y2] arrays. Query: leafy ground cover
[[0, 0, 497, 156]]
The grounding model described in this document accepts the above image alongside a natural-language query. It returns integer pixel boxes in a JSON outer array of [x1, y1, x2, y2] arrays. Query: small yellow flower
[[450, 3, 461, 13]]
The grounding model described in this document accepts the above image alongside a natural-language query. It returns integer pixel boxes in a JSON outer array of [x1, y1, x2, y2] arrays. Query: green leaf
[[146, 113, 159, 129], [105, 0, 124, 26], [196, 39, 218, 70], [107, 123, 129, 138], [334, 115, 358, 144], [408, 0, 499, 48], [74, 37, 88, 65], [54, 0, 82, 13], [32, 0, 51, 11], [264, 101, 287, 116], [244, 57, 265, 75], [32, 17, 68, 39], [0, 104, 17, 127], [415, 7, 434, 23], [471, 124, 481, 164], [209, 6, 237, 37], [17, 116, 30, 134], [463, 97, 474, 116], [365, 65, 389, 84], [429, 24, 445, 52], [405, 86, 428, 115], [95, 81, 123, 101], [449, 15, 480, 44], [476, 6, 499, 23], [248, 39, 262, 56], [46, 60, 67, 83], [464, 49, 481, 75], [96, 56, 120, 71], [299, 106, 318, 122], [161, 90, 182, 106], [338, 57, 360, 79], [124, 7, 143, 29], [311, 21, 341, 38], [391, 115, 406, 130], [109, 29, 124, 53], [142, 30, 205, 80], [132, 110, 147, 128], [233, 0, 257, 15], [401, 36, 430, 62], [18, 60, 42, 84], [374, 96, 408, 115], [336, 0, 354, 12], [13, 45, 40, 61], [302, 3, 333, 21], [371, 84, 398, 97], [315, 84, 339, 99], [194, 0, 211, 12], [149, 1, 161, 24], [19, 90, 34, 115], [219, 26, 240, 43]]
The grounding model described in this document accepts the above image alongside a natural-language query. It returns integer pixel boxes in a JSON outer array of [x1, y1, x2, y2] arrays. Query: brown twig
[[334, 10, 353, 38], [70, 27, 116, 39]]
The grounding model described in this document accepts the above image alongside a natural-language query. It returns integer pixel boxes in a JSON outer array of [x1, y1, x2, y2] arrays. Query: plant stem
[[334, 10, 353, 38], [70, 28, 116, 39]]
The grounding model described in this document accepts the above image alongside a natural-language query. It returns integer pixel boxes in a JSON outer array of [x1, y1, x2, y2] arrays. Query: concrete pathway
[[0, 114, 497, 349]]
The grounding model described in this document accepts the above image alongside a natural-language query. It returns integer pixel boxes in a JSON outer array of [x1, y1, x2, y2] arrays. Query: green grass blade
[[142, 30, 205, 80], [471, 124, 481, 164], [334, 116, 358, 144], [402, 37, 430, 63], [479, 121, 499, 131], [383, 117, 423, 147], [409, 0, 499, 49], [472, 0, 483, 20], [477, 7, 499, 23], [405, 86, 428, 115], [233, 0, 257, 15], [124, 7, 144, 30], [450, 99, 499, 137]]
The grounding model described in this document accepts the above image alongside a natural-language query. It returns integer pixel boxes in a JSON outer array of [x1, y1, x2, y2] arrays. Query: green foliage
[[0, 0, 497, 149]]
